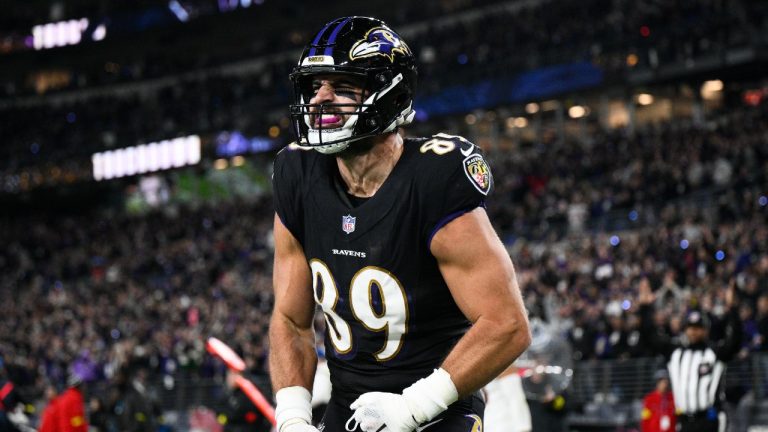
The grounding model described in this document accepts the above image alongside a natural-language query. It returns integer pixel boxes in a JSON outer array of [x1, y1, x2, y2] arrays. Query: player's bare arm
[[432, 207, 531, 397], [269, 214, 320, 431]]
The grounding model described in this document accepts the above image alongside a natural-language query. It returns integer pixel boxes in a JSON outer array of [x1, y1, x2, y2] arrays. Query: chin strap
[[305, 73, 415, 154]]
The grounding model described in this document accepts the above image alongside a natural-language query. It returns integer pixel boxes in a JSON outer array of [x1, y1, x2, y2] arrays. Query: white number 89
[[310, 259, 409, 362]]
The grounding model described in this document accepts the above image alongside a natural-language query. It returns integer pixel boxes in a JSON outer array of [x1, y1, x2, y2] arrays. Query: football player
[[268, 16, 531, 432]]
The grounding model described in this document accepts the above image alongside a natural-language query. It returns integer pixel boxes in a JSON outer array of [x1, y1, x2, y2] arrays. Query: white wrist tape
[[275, 386, 312, 432], [402, 368, 459, 423]]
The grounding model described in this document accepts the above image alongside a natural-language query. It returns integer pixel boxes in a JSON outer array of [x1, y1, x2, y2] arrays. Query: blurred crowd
[[486, 100, 768, 241], [411, 0, 760, 92], [0, 75, 280, 171], [495, 102, 768, 365], [1, 98, 766, 403], [0, 197, 275, 410], [3, 0, 760, 96], [0, 0, 767, 427], [2, 0, 765, 175]]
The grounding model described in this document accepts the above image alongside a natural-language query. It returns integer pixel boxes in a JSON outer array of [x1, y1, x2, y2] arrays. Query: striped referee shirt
[[667, 345, 725, 414], [640, 305, 742, 415]]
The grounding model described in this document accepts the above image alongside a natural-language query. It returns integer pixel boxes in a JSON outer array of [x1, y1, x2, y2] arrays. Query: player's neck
[[336, 133, 403, 198]]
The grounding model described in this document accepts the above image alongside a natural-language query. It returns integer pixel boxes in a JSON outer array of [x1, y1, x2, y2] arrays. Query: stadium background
[[1, 0, 767, 430]]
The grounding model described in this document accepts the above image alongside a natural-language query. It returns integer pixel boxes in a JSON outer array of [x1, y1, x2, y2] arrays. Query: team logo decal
[[463, 154, 492, 195], [342, 214, 356, 234], [349, 27, 411, 62]]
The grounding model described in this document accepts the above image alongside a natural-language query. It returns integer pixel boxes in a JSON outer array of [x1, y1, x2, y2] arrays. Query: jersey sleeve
[[419, 135, 493, 247], [272, 147, 305, 244]]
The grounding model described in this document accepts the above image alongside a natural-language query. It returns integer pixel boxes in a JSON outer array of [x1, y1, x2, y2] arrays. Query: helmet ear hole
[[374, 71, 393, 89]]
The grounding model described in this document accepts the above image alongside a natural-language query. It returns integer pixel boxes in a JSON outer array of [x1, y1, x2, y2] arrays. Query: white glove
[[348, 369, 458, 432], [348, 391, 418, 432], [275, 386, 320, 432]]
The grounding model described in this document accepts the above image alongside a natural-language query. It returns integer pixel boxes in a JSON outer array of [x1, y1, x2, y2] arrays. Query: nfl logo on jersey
[[342, 215, 356, 234]]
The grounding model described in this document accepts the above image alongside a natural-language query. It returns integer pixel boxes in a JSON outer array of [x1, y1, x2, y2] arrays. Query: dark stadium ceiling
[[0, 0, 430, 54], [1, 0, 423, 31], [2, 1, 169, 30], [0, 0, 445, 79]]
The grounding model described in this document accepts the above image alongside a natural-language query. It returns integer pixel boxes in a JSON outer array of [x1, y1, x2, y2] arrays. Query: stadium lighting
[[214, 159, 229, 170], [703, 80, 724, 92], [701, 80, 724, 100], [168, 0, 190, 22], [232, 156, 246, 167], [636, 93, 654, 106], [505, 117, 530, 129], [525, 103, 540, 114], [465, 114, 477, 125], [568, 105, 587, 119], [92, 24, 107, 41], [92, 135, 201, 181], [32, 18, 89, 50]]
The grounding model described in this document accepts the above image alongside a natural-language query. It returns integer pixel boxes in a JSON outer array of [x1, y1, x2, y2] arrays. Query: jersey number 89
[[310, 259, 409, 362]]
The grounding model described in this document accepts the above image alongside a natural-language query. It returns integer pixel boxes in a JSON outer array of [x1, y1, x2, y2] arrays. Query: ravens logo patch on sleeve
[[463, 154, 492, 195]]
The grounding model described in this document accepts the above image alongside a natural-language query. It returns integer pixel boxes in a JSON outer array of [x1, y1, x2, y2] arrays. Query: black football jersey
[[272, 134, 493, 405]]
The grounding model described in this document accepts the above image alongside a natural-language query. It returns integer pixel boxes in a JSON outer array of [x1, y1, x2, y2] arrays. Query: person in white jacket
[[483, 365, 532, 432]]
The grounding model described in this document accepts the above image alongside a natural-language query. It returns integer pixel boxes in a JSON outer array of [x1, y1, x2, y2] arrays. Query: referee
[[638, 278, 742, 432]]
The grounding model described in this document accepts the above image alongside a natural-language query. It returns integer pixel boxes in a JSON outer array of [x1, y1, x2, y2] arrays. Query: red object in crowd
[[38, 387, 88, 432], [641, 389, 676, 432], [245, 411, 258, 423], [525, 174, 547, 196]]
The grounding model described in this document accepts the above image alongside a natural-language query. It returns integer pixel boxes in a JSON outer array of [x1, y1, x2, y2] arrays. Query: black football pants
[[677, 411, 725, 432]]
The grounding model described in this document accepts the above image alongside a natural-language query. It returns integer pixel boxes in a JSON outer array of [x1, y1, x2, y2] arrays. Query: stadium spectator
[[640, 370, 676, 432], [638, 279, 742, 432], [216, 371, 271, 432], [116, 367, 158, 432], [526, 379, 569, 432], [483, 365, 532, 432], [0, 366, 23, 432], [38, 374, 88, 432]]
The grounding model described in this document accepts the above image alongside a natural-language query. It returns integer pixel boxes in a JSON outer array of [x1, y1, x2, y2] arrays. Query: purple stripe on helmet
[[323, 17, 352, 56], [308, 20, 335, 57]]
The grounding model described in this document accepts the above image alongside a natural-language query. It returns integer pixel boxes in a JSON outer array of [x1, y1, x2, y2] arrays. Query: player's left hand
[[348, 391, 419, 432], [348, 368, 458, 432]]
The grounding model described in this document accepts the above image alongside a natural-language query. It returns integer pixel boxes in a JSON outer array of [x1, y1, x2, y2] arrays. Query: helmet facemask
[[288, 17, 417, 155]]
